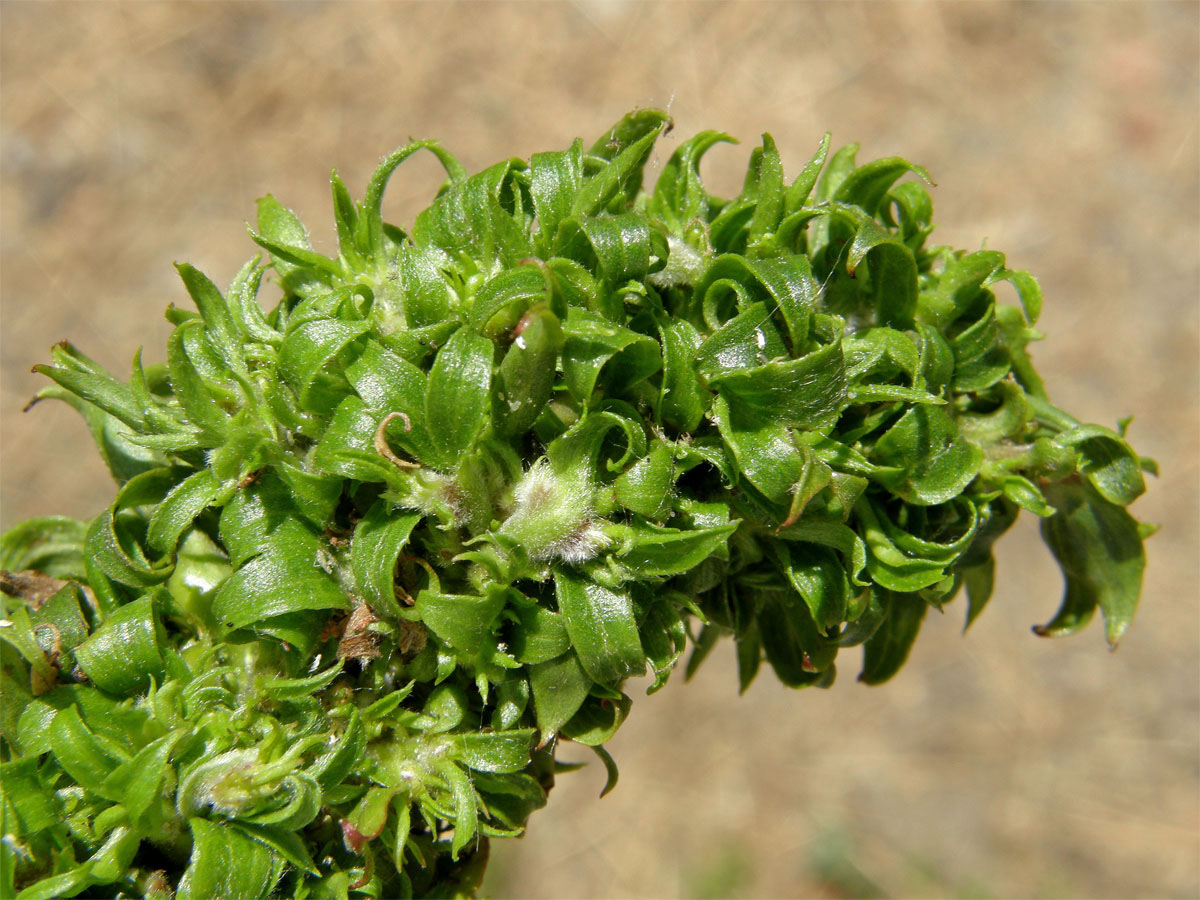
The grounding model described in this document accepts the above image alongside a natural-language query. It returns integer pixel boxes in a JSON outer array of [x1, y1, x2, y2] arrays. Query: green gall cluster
[[0, 110, 1152, 899]]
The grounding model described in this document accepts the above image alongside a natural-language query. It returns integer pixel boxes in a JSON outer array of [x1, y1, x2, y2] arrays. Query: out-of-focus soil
[[2, 3, 1196, 897]]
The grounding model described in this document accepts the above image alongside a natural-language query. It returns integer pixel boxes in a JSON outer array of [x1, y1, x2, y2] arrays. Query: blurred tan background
[[2, 2, 1197, 898]]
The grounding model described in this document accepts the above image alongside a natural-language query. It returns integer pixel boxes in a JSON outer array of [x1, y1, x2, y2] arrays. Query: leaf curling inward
[[375, 411, 422, 469]]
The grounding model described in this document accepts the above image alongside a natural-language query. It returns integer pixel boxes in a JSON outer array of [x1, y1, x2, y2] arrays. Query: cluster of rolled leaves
[[0, 110, 1153, 898]]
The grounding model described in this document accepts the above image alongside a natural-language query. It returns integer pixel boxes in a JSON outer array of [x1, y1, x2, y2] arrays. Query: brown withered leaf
[[337, 603, 380, 662], [397, 619, 427, 656], [0, 569, 70, 610]]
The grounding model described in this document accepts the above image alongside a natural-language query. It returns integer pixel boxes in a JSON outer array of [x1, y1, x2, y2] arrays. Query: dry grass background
[[1, 2, 1197, 897]]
